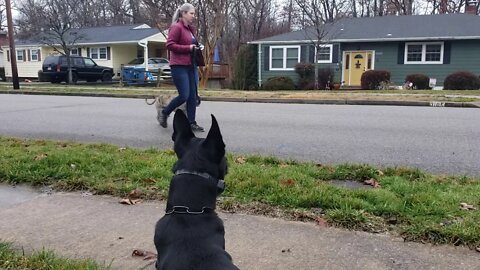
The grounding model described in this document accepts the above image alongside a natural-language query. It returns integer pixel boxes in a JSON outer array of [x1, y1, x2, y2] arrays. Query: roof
[[250, 14, 480, 44], [14, 24, 162, 46]]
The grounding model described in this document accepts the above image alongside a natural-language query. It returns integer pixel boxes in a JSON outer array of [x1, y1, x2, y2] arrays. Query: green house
[[249, 13, 480, 89]]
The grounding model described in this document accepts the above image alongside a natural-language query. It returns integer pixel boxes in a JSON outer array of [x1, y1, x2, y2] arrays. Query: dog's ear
[[172, 110, 195, 158], [202, 114, 225, 162]]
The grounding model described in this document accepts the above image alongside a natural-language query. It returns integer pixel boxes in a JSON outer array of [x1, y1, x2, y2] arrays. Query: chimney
[[465, 0, 478, 14]]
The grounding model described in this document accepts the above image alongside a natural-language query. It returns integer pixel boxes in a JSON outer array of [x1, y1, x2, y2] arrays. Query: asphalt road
[[1, 94, 479, 176]]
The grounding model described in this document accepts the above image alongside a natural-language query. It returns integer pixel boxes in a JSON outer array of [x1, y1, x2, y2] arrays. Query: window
[[90, 47, 107, 60], [269, 46, 300, 70], [405, 42, 444, 64], [71, 48, 79, 56], [317, 44, 333, 63], [30, 49, 39, 61], [16, 50, 24, 61], [84, 58, 96, 67]]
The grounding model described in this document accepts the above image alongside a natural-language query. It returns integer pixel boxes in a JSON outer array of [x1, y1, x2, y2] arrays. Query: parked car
[[40, 55, 113, 83], [124, 57, 171, 80]]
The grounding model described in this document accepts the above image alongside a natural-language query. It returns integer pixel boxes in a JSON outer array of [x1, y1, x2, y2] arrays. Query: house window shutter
[[38, 50, 41, 61], [87, 48, 90, 57], [263, 46, 269, 71], [308, 45, 315, 63], [300, 45, 307, 63], [443, 41, 451, 64], [332, 44, 340, 63], [397, 42, 405, 64], [78, 48, 82, 56], [23, 50, 26, 61], [27, 50, 31, 61], [107, 47, 111, 60], [6, 50, 9, 62]]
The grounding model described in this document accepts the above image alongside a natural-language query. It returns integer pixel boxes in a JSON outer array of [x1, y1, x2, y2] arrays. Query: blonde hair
[[172, 3, 195, 25]]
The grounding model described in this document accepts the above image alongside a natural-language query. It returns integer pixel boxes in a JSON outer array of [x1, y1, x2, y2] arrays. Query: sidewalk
[[1, 188, 479, 270]]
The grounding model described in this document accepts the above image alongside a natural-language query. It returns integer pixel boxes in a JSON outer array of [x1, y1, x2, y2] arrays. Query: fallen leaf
[[364, 178, 381, 188], [119, 198, 142, 205], [127, 189, 143, 199], [279, 179, 296, 187], [235, 156, 246, 164], [279, 163, 289, 168], [143, 178, 157, 184], [34, 154, 48, 161], [316, 217, 328, 227], [118, 147, 127, 151], [377, 170, 384, 176], [70, 164, 76, 169], [132, 249, 157, 260], [459, 202, 476, 210]]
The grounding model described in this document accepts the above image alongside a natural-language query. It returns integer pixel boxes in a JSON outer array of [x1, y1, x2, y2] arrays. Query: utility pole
[[5, 0, 20, 89]]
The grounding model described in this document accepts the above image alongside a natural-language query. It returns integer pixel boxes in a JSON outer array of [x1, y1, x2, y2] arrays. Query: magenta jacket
[[166, 21, 197, 66]]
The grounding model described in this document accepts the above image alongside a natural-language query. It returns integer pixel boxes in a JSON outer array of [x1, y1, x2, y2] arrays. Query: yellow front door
[[343, 51, 373, 86]]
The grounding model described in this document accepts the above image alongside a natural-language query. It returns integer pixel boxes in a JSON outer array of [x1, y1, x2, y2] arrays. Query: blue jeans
[[162, 65, 198, 123]]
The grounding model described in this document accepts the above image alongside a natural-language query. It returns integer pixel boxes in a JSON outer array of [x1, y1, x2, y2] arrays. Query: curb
[[1, 90, 479, 108]]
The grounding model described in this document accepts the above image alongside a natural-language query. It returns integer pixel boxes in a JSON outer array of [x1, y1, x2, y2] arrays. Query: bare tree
[[295, 0, 335, 89], [21, 0, 86, 84]]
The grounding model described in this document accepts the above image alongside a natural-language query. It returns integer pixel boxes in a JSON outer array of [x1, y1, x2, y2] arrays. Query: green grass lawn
[[0, 242, 108, 270], [1, 137, 479, 248]]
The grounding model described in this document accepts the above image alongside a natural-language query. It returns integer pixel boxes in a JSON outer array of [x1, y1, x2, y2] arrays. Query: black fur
[[154, 110, 239, 270]]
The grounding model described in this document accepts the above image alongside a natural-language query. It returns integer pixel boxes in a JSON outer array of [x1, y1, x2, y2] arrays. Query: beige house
[[2, 24, 167, 80]]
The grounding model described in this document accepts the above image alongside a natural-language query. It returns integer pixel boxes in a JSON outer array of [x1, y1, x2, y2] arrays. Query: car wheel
[[71, 72, 78, 84], [101, 72, 112, 82]]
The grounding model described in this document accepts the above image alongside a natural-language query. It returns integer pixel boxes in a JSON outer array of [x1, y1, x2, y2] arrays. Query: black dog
[[154, 110, 239, 270]]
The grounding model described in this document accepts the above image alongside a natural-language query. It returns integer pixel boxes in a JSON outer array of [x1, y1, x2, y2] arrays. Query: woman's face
[[182, 9, 195, 24]]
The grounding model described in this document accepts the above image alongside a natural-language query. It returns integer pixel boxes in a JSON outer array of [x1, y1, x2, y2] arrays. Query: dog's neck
[[166, 173, 218, 213]]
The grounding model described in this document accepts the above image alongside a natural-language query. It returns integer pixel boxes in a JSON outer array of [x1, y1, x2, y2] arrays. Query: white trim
[[404, 42, 444, 64], [16, 50, 24, 61], [316, 44, 333, 63], [30, 49, 40, 61], [269, 45, 300, 71]]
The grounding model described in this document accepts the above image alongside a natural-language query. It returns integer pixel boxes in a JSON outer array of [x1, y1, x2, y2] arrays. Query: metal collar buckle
[[165, 206, 214, 215]]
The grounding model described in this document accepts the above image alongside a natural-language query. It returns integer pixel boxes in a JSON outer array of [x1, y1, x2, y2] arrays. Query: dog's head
[[171, 110, 227, 194]]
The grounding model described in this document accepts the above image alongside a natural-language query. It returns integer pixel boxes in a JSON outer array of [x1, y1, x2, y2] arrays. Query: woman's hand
[[190, 44, 195, 51]]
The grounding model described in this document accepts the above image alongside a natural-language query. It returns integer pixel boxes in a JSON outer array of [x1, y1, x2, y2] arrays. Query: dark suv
[[40, 55, 113, 83]]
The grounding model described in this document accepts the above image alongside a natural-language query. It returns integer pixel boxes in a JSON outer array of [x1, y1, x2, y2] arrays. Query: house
[[249, 13, 480, 88], [2, 24, 166, 80]]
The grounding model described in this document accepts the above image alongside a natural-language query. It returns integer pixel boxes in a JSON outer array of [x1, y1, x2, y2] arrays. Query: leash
[[145, 96, 156, 105]]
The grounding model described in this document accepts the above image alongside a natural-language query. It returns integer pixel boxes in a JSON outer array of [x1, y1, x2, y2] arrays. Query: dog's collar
[[174, 169, 225, 192], [165, 206, 215, 215], [165, 170, 225, 215]]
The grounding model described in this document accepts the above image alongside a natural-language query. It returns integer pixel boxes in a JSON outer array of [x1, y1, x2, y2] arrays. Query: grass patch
[[0, 241, 108, 269], [1, 84, 480, 103], [1, 137, 480, 248]]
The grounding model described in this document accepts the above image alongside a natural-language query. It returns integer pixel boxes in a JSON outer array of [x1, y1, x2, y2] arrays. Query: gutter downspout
[[258, 44, 262, 87], [138, 40, 148, 71]]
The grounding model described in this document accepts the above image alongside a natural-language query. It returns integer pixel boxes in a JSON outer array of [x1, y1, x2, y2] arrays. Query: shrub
[[443, 71, 480, 90], [317, 68, 334, 89], [405, 74, 430, 90], [232, 44, 258, 90], [294, 64, 334, 90], [262, 76, 296, 90], [361, 70, 391, 90], [295, 63, 314, 90]]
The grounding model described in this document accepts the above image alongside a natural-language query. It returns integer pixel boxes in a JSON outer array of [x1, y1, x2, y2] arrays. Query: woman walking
[[158, 2, 204, 132]]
